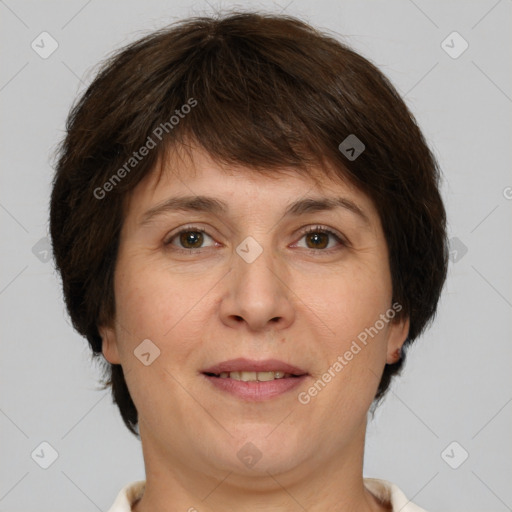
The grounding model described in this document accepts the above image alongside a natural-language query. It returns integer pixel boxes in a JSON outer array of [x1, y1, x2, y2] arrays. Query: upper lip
[[202, 358, 308, 376]]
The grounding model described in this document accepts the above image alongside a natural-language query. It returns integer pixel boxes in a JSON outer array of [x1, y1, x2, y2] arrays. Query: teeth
[[255, 371, 280, 381], [218, 371, 290, 381]]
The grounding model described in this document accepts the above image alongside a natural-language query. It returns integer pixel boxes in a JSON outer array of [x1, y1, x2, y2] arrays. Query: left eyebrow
[[139, 195, 370, 227], [282, 196, 370, 225]]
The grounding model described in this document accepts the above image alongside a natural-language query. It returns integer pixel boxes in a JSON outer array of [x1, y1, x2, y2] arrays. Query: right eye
[[164, 226, 217, 252]]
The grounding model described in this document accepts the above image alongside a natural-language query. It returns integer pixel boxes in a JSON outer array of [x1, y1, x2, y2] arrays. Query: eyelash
[[164, 224, 347, 255]]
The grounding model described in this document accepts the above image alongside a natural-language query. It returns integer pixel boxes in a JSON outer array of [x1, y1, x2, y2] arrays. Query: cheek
[[318, 261, 392, 339], [112, 262, 211, 417], [113, 258, 213, 357], [310, 262, 392, 395]]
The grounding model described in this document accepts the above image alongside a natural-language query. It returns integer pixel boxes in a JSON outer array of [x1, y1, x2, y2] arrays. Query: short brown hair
[[50, 11, 448, 436]]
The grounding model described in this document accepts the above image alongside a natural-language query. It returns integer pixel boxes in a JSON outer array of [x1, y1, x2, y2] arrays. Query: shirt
[[106, 478, 428, 511]]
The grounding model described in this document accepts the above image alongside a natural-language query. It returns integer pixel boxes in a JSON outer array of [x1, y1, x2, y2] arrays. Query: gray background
[[1, 0, 511, 511]]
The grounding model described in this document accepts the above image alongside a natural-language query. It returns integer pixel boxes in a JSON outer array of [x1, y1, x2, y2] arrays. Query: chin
[[225, 430, 307, 474]]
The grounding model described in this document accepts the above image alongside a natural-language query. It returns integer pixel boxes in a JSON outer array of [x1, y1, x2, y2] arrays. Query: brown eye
[[304, 231, 330, 249], [179, 231, 205, 249], [165, 227, 215, 251], [296, 226, 346, 252]]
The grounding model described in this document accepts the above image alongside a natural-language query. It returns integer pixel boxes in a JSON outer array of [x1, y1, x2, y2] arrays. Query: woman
[[50, 12, 448, 511]]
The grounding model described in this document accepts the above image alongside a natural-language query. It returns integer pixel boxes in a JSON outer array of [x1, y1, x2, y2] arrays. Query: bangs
[[105, 15, 356, 197]]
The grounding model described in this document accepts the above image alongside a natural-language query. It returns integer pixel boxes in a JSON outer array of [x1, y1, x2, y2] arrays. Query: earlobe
[[386, 316, 410, 364], [99, 325, 121, 364]]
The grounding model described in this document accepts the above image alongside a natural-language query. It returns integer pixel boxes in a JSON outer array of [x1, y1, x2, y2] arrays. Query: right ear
[[98, 324, 121, 364]]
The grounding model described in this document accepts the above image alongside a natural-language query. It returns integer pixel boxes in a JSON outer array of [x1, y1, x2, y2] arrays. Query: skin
[[100, 144, 409, 512]]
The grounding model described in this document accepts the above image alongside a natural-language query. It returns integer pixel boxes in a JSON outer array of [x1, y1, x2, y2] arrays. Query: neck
[[133, 420, 388, 512]]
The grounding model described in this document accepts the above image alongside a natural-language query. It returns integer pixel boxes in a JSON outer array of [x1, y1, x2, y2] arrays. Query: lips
[[201, 358, 309, 401], [201, 358, 308, 376]]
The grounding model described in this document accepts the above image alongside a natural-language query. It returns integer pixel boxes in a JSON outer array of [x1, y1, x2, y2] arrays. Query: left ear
[[386, 315, 410, 364]]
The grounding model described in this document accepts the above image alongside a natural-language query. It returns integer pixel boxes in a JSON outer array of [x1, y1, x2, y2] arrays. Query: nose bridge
[[221, 235, 294, 331], [236, 237, 280, 293]]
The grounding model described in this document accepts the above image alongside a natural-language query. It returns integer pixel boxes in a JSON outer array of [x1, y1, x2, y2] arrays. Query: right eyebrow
[[139, 196, 228, 227]]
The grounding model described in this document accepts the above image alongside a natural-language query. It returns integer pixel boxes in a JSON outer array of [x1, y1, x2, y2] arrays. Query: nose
[[219, 244, 295, 332]]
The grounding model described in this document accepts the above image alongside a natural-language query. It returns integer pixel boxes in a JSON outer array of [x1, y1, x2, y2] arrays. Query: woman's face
[[100, 145, 408, 480]]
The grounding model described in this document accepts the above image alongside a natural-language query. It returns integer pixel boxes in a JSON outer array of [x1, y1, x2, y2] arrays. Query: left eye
[[294, 227, 345, 251]]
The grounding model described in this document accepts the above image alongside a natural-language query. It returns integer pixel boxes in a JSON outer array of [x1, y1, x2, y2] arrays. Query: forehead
[[123, 143, 378, 223]]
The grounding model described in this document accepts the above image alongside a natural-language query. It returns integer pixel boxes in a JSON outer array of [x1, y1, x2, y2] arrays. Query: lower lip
[[202, 374, 308, 401]]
